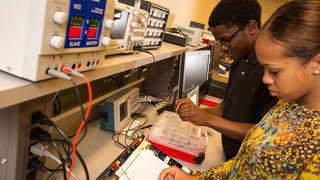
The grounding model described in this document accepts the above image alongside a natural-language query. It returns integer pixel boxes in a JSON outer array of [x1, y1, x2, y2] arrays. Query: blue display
[[65, 0, 107, 48]]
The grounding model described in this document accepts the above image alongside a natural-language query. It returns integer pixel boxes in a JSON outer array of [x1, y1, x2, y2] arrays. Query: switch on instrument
[[102, 37, 111, 46], [104, 19, 114, 28]]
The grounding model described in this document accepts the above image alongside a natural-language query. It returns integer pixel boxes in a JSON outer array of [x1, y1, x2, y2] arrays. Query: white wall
[[148, 0, 290, 29]]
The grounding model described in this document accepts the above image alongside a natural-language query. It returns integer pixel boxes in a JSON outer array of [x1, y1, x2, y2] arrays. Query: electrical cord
[[52, 91, 61, 117], [52, 125, 89, 180], [46, 153, 79, 180], [29, 127, 67, 180], [52, 140, 72, 170], [112, 117, 143, 149], [70, 79, 87, 145], [141, 50, 156, 63], [51, 140, 67, 180], [68, 76, 92, 180], [139, 96, 149, 114], [45, 157, 66, 172], [138, 50, 156, 63], [68, 127, 87, 146], [30, 143, 79, 180], [138, 66, 144, 80], [132, 45, 156, 63], [46, 169, 57, 180], [52, 100, 58, 117], [129, 113, 149, 140], [29, 157, 57, 180], [64, 77, 89, 150], [124, 118, 140, 147], [31, 114, 89, 180], [45, 68, 91, 180], [68, 116, 99, 141], [111, 113, 149, 149], [56, 97, 61, 115]]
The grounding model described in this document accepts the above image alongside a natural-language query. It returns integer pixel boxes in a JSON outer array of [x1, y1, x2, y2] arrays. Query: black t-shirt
[[221, 53, 278, 160]]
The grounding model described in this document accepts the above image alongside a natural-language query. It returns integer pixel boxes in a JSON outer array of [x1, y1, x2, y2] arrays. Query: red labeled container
[[147, 111, 207, 164]]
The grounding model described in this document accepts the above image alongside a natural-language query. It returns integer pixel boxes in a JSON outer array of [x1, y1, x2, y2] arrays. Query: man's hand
[[158, 166, 198, 180], [175, 99, 254, 141], [175, 98, 212, 126]]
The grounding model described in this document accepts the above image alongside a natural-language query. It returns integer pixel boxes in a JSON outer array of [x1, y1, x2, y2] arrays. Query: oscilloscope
[[104, 2, 149, 55]]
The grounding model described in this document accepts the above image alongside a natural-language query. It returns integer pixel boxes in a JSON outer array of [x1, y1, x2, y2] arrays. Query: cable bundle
[[112, 113, 150, 149], [46, 67, 93, 180]]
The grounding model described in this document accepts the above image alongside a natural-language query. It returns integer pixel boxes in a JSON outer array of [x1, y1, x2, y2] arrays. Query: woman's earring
[[314, 70, 320, 75]]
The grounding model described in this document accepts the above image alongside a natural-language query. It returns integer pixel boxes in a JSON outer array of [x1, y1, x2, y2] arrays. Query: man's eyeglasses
[[217, 28, 241, 46]]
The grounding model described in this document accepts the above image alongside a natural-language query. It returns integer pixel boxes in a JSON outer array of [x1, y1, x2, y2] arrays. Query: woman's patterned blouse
[[194, 101, 320, 179]]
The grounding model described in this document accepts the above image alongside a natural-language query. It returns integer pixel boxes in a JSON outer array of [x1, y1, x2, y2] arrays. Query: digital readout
[[71, 16, 84, 27], [87, 28, 98, 38], [89, 18, 100, 28]]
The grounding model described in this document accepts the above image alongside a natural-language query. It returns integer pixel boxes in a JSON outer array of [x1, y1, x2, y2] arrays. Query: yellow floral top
[[194, 101, 320, 179]]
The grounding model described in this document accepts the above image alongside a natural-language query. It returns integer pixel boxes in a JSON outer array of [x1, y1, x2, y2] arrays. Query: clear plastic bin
[[148, 111, 208, 157]]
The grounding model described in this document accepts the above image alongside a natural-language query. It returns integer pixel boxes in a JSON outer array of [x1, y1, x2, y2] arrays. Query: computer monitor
[[143, 56, 176, 99], [190, 21, 205, 30], [179, 50, 210, 98]]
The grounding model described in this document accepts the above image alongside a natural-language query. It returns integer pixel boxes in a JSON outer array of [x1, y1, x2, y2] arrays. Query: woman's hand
[[158, 166, 198, 180]]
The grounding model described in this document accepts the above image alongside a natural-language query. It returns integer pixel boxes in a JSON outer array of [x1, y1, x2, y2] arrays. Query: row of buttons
[[148, 18, 165, 28], [130, 95, 140, 112], [150, 8, 167, 19], [130, 31, 146, 37], [132, 29, 146, 34], [129, 37, 144, 42], [143, 38, 161, 46], [147, 30, 162, 37]]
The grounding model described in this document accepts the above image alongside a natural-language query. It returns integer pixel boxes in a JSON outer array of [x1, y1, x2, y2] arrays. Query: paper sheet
[[117, 149, 170, 180]]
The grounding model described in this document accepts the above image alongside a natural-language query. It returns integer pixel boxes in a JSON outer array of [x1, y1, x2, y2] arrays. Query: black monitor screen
[[110, 10, 129, 39], [143, 57, 176, 99], [190, 21, 205, 30], [118, 0, 135, 6], [181, 50, 210, 94]]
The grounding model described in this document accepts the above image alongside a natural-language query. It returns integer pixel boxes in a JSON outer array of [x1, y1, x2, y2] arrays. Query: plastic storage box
[[147, 111, 208, 164]]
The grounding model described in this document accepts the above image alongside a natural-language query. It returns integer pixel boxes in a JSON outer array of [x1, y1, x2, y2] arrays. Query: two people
[[175, 0, 278, 161], [159, 0, 320, 179]]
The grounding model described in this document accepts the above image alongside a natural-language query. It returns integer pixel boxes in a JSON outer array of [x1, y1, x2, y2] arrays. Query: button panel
[[139, 2, 169, 50]]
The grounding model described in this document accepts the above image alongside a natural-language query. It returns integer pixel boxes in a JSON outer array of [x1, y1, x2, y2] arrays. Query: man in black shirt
[[175, 0, 278, 160]]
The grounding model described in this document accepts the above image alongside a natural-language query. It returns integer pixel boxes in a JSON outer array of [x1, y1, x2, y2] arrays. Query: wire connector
[[30, 143, 80, 180], [132, 45, 143, 51], [31, 111, 54, 126], [30, 143, 48, 157], [28, 157, 46, 171], [30, 127, 52, 142], [61, 66, 85, 78], [46, 68, 72, 80]]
